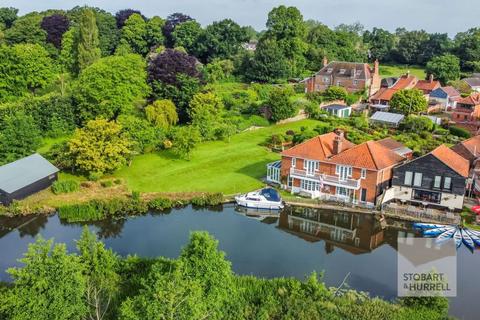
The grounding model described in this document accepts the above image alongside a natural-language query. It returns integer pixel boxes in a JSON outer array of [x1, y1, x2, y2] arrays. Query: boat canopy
[[260, 188, 281, 202]]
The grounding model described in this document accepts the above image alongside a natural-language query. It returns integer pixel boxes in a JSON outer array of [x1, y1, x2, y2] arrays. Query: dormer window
[[327, 68, 333, 73], [339, 69, 346, 75]]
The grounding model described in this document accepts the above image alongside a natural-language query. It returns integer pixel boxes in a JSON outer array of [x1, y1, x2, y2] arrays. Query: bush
[[449, 126, 471, 138], [88, 172, 103, 181], [190, 193, 224, 206], [51, 180, 79, 195], [148, 198, 174, 211]]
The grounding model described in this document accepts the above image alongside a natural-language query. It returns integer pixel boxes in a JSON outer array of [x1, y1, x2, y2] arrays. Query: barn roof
[[0, 154, 59, 194]]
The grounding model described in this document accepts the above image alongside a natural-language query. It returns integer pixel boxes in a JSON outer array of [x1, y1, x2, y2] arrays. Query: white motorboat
[[234, 188, 284, 210]]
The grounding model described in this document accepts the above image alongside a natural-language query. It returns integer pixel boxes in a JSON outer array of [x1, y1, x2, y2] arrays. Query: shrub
[[51, 180, 79, 195], [58, 203, 104, 222], [148, 198, 174, 211], [190, 193, 224, 206], [113, 179, 122, 185], [449, 126, 471, 138], [88, 172, 103, 181]]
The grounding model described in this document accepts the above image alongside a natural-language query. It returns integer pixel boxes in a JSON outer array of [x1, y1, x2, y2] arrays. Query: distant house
[[462, 77, 480, 92], [452, 135, 480, 195], [322, 104, 352, 118], [452, 93, 480, 122], [369, 73, 418, 106], [414, 75, 441, 95], [0, 154, 59, 205], [377, 138, 413, 159], [384, 145, 469, 211], [267, 130, 406, 206], [369, 111, 405, 127], [242, 40, 257, 51], [429, 86, 461, 111], [303, 58, 381, 95]]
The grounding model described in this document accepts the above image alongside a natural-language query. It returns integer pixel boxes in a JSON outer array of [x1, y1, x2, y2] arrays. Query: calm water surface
[[0, 204, 478, 319]]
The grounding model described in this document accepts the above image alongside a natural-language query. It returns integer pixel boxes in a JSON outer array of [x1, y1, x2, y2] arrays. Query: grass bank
[[379, 64, 426, 79]]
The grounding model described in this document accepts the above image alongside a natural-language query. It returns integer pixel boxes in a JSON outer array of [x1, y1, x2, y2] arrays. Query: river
[[0, 204, 478, 319]]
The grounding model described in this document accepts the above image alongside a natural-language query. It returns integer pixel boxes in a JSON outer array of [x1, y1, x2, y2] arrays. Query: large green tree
[[454, 28, 480, 71], [67, 119, 132, 175], [266, 87, 296, 122], [390, 88, 428, 115], [171, 20, 202, 54], [425, 54, 460, 84], [74, 54, 150, 122], [77, 8, 101, 70], [393, 30, 429, 65], [245, 38, 289, 82], [145, 99, 179, 130], [188, 92, 225, 140], [119, 13, 148, 55], [0, 7, 18, 28], [0, 111, 41, 165], [3, 237, 87, 320], [363, 27, 395, 62], [4, 12, 46, 45], [146, 16, 165, 49]]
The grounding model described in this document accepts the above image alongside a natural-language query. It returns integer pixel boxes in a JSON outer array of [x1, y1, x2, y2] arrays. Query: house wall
[[0, 173, 58, 205], [392, 154, 466, 196]]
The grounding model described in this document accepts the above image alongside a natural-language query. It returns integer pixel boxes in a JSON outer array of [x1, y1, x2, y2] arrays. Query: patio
[[382, 202, 460, 224]]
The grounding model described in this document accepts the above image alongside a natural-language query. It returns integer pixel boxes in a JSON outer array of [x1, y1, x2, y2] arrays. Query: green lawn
[[379, 64, 426, 79], [37, 135, 70, 154], [113, 119, 319, 195]]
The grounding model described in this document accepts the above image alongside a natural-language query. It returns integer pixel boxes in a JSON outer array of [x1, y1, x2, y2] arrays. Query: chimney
[[333, 130, 344, 155], [429, 74, 434, 82], [323, 56, 328, 67], [374, 59, 379, 75]]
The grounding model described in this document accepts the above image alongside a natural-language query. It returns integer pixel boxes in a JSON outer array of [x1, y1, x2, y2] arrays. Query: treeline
[[0, 229, 450, 320], [0, 5, 477, 176]]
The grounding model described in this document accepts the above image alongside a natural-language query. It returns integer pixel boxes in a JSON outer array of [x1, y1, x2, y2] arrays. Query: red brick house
[[303, 58, 381, 96], [452, 93, 480, 122], [267, 131, 406, 207], [369, 74, 418, 105], [415, 75, 441, 95]]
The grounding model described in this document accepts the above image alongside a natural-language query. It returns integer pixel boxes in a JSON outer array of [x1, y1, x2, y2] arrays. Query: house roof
[[0, 153, 59, 194], [315, 61, 371, 80], [328, 141, 405, 170], [458, 93, 480, 106], [430, 145, 470, 177], [376, 138, 404, 150], [391, 75, 418, 90], [381, 77, 398, 88], [429, 86, 460, 99], [322, 104, 350, 111], [370, 111, 405, 124], [415, 79, 441, 93], [281, 132, 355, 161], [452, 135, 480, 161], [463, 77, 480, 88]]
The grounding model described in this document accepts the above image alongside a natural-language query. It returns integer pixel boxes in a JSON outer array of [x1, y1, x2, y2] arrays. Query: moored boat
[[461, 229, 475, 252], [435, 228, 456, 243], [453, 229, 463, 248], [465, 229, 480, 247], [234, 188, 284, 210], [413, 222, 448, 230], [423, 227, 455, 237]]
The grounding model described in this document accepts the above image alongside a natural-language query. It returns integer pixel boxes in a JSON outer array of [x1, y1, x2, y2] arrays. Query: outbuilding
[[0, 154, 59, 205], [369, 111, 405, 128], [321, 104, 352, 118]]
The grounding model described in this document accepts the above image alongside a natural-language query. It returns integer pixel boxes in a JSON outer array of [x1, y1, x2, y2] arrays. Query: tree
[[4, 12, 46, 45], [245, 38, 289, 82], [4, 237, 87, 320], [0, 111, 41, 165], [59, 26, 78, 73], [266, 87, 296, 122], [188, 92, 225, 140], [146, 16, 165, 48], [0, 44, 55, 101], [41, 14, 70, 49], [322, 86, 348, 102], [0, 7, 18, 28], [115, 9, 144, 28], [363, 27, 395, 62], [74, 54, 150, 123], [145, 99, 179, 129], [172, 126, 201, 159], [454, 28, 480, 71], [77, 227, 120, 320], [419, 33, 453, 64], [171, 20, 202, 54], [390, 89, 428, 115], [403, 115, 434, 132], [163, 13, 193, 47], [120, 13, 148, 55], [67, 119, 132, 175], [117, 115, 162, 153], [425, 54, 460, 84], [179, 231, 234, 319], [196, 19, 248, 62], [203, 59, 234, 83], [393, 30, 429, 65], [78, 8, 101, 70]]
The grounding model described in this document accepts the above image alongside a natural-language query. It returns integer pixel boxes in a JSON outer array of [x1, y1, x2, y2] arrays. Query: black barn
[[0, 153, 59, 205]]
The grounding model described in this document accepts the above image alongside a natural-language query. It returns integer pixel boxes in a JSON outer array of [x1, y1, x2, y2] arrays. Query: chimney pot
[[429, 74, 434, 82], [323, 56, 328, 67], [333, 130, 344, 155]]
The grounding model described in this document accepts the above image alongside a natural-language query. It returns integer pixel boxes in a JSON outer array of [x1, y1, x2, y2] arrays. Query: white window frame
[[361, 168, 367, 179], [291, 157, 296, 168], [444, 177, 452, 190], [433, 176, 442, 189], [413, 172, 423, 187], [404, 171, 413, 186]]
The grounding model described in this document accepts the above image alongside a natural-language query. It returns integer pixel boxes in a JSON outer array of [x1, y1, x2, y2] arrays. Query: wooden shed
[[0, 154, 59, 205]]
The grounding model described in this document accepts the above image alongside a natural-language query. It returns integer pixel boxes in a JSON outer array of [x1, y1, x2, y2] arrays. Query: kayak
[[461, 229, 475, 251], [413, 222, 448, 230], [423, 227, 455, 237], [435, 228, 456, 243], [454, 230, 463, 248], [464, 229, 480, 247]]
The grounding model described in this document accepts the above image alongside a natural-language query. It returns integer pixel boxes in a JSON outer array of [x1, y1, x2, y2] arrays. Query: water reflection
[[0, 215, 48, 238]]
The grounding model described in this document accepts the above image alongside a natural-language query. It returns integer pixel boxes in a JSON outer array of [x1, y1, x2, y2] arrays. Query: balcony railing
[[290, 168, 361, 189]]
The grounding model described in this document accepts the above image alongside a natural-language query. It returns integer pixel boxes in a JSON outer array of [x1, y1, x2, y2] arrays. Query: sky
[[1, 0, 477, 36]]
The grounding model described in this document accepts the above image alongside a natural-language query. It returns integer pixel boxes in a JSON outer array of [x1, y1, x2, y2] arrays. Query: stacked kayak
[[413, 222, 480, 252]]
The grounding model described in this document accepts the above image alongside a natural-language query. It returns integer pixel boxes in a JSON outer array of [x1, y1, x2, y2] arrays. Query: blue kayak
[[461, 229, 475, 252]]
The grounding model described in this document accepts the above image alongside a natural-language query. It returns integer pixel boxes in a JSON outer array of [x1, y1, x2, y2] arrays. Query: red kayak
[[472, 206, 480, 215]]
